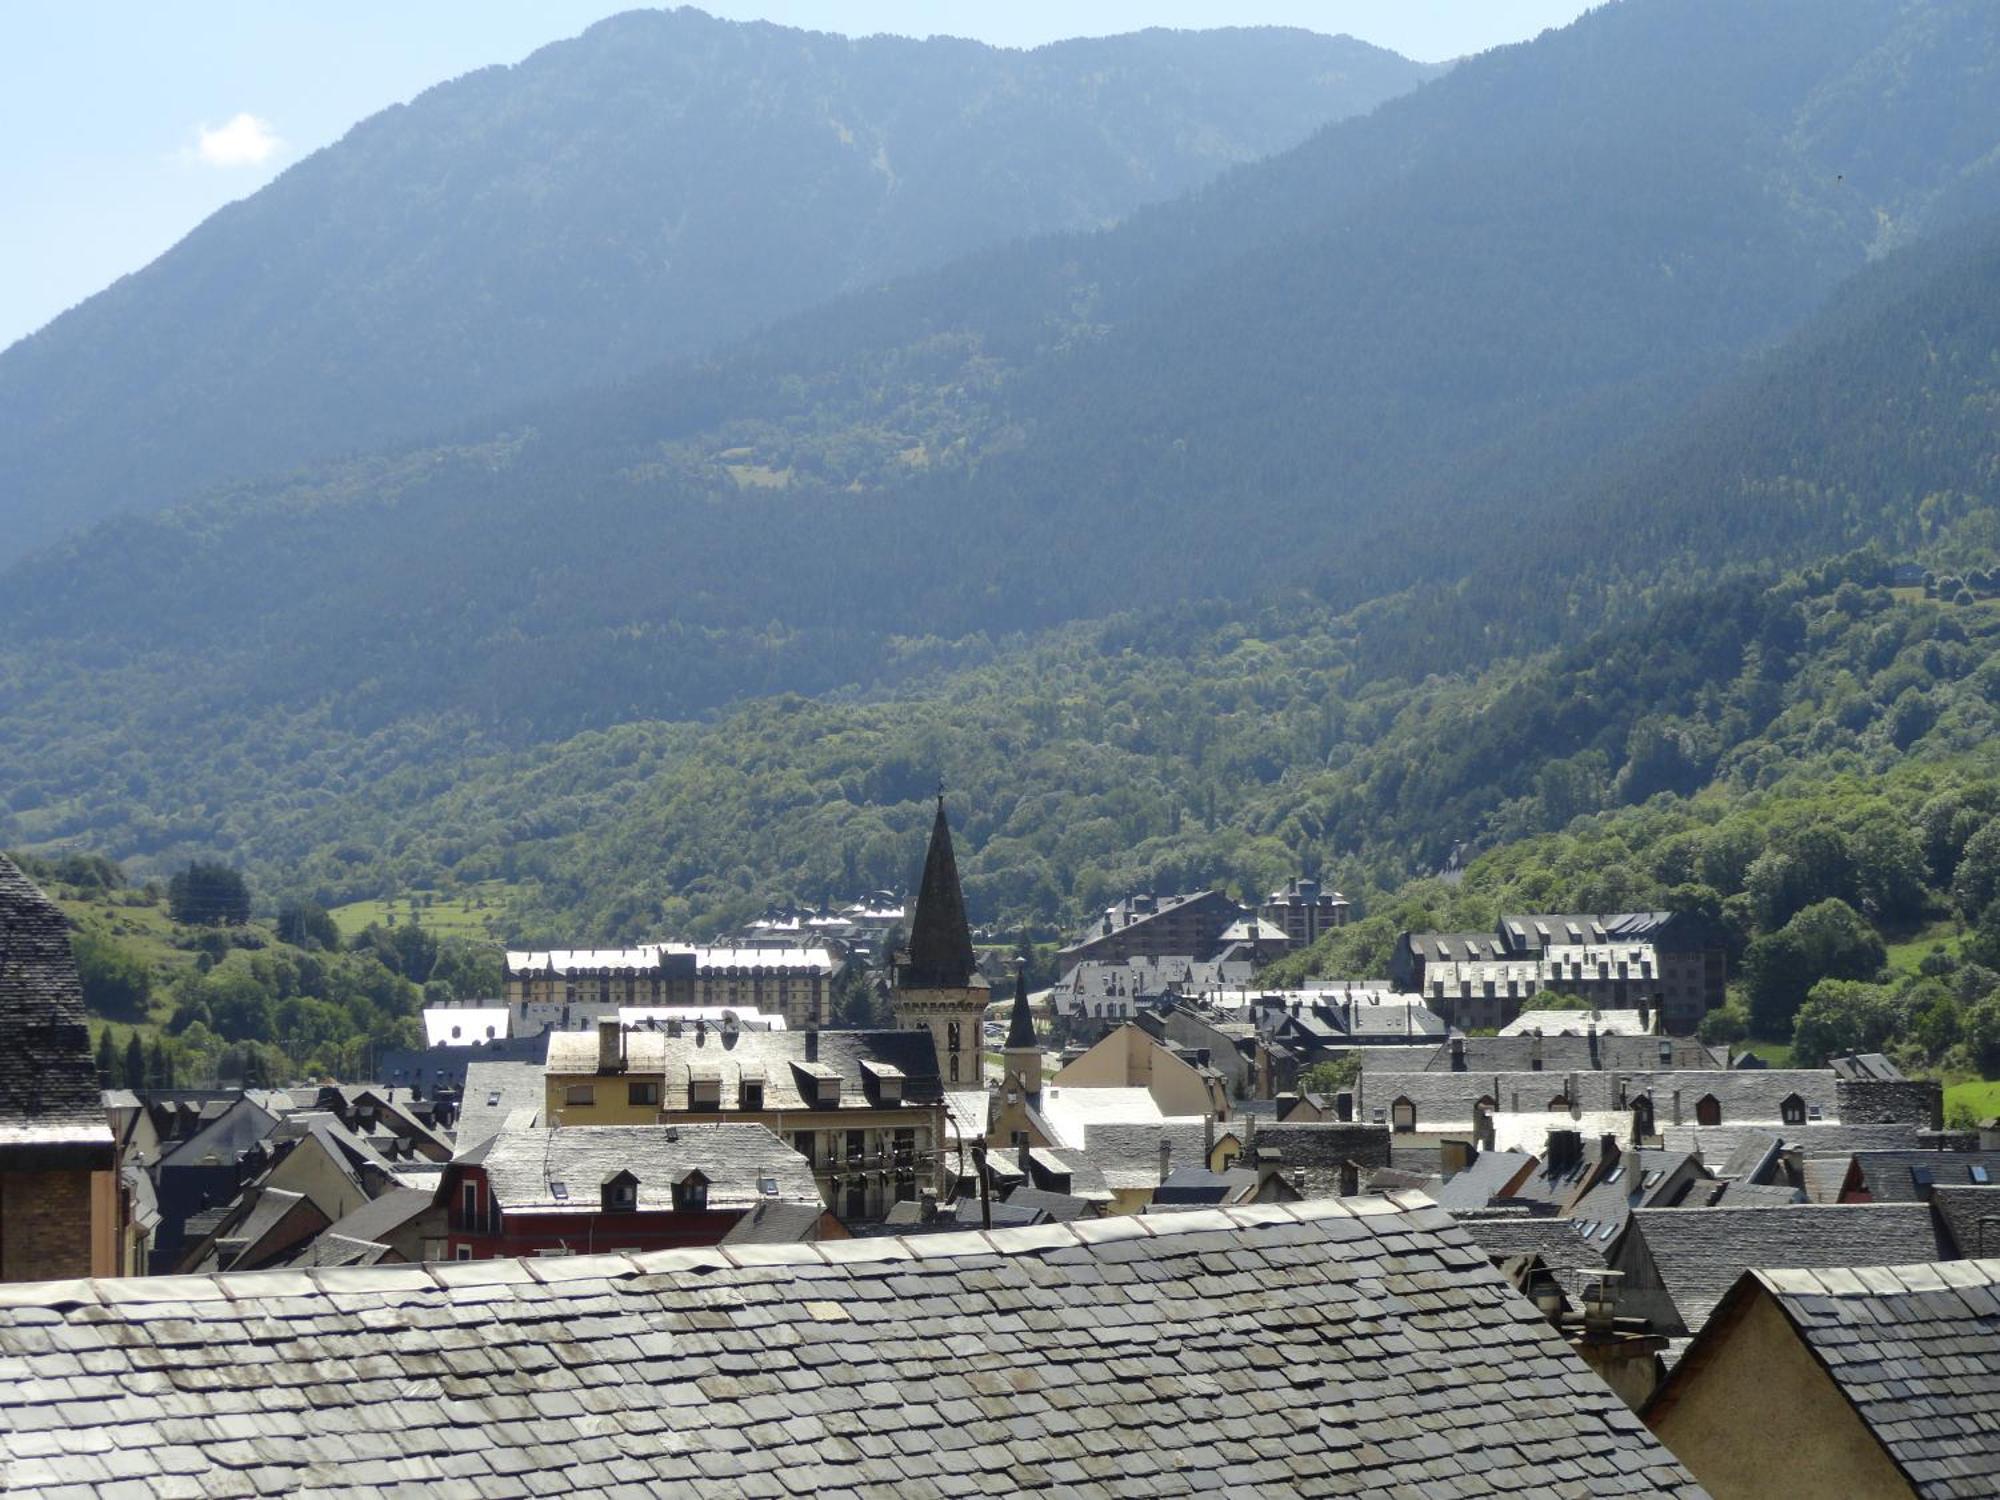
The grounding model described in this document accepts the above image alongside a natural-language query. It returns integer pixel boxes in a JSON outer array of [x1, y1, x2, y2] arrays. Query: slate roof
[[0, 855, 113, 1154], [1428, 1149, 1535, 1213], [1928, 1186, 2000, 1258], [1658, 1259, 2000, 1499], [1004, 965, 1037, 1049], [315, 1185, 433, 1248], [718, 1198, 825, 1245], [285, 1233, 393, 1269], [454, 1059, 545, 1153], [544, 1027, 945, 1111], [1701, 1180, 1804, 1207], [1455, 1214, 1610, 1297], [475, 1123, 821, 1213], [1499, 1007, 1656, 1036], [897, 796, 984, 991], [0, 1195, 1703, 1498], [1664, 1121, 1922, 1164], [1849, 1150, 2000, 1202], [1621, 1203, 1951, 1336]]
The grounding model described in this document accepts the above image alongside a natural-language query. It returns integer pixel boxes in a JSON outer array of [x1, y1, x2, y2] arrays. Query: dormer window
[[862, 1060, 905, 1106], [740, 1064, 766, 1112], [671, 1170, 709, 1213], [601, 1172, 638, 1213], [688, 1062, 722, 1110]]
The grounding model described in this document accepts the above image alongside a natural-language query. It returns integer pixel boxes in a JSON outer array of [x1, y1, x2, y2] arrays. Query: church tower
[[894, 795, 990, 1087]]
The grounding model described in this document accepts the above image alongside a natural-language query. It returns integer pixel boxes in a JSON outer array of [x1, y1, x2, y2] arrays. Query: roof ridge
[[0, 1192, 1442, 1311]]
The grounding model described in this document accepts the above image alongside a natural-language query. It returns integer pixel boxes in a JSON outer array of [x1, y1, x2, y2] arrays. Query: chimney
[[1018, 1140, 1032, 1175], [1338, 1159, 1360, 1196], [1204, 1112, 1216, 1163], [1440, 1139, 1476, 1176], [1672, 1089, 1683, 1126], [1158, 1138, 1173, 1185], [1587, 1024, 1600, 1066], [1474, 1103, 1496, 1153], [919, 1188, 939, 1223], [1450, 1036, 1466, 1072], [1334, 1091, 1354, 1123], [805, 1029, 819, 1062], [1598, 1134, 1621, 1174], [1639, 997, 1653, 1034], [596, 1018, 623, 1074], [1530, 1034, 1544, 1071]]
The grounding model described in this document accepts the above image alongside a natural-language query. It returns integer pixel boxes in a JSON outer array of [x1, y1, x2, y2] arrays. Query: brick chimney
[[596, 1018, 624, 1074]]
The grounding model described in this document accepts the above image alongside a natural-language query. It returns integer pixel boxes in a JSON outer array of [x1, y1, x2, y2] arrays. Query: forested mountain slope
[[7, 0, 2000, 943], [0, 12, 1431, 562]]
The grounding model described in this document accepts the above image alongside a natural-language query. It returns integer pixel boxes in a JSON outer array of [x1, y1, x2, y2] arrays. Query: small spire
[[1006, 962, 1037, 1051], [898, 793, 980, 990]]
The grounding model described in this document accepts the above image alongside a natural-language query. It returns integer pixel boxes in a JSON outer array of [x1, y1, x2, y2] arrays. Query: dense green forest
[[0, 13, 1431, 560]]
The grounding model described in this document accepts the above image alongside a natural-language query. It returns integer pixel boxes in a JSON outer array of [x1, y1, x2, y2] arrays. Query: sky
[[0, 1, 1597, 352]]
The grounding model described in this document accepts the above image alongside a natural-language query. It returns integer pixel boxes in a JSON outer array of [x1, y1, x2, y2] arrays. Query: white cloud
[[194, 113, 281, 168]]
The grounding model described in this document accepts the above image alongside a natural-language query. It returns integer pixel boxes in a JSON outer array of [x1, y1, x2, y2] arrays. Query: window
[[1695, 1095, 1721, 1127], [949, 1054, 960, 1083], [1604, 1167, 1624, 1184], [793, 1131, 816, 1167], [548, 1181, 569, 1202], [603, 1174, 639, 1213], [846, 1130, 866, 1164], [460, 1181, 478, 1225], [1972, 1165, 1991, 1185], [846, 1180, 868, 1220], [741, 1082, 764, 1111], [672, 1172, 709, 1213], [564, 1084, 595, 1108], [1390, 1098, 1415, 1133], [454, 1246, 472, 1261], [947, 1022, 961, 1052], [628, 1081, 660, 1107], [1780, 1094, 1806, 1126]]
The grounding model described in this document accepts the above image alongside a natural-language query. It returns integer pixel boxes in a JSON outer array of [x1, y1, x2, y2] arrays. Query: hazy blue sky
[[0, 2, 1597, 351]]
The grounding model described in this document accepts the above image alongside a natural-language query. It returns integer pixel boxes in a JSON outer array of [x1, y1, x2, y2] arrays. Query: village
[[3, 800, 1995, 1498]]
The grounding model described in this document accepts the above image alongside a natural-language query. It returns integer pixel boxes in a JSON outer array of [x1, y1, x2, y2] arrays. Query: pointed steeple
[[1006, 964, 1037, 1050], [898, 795, 982, 991]]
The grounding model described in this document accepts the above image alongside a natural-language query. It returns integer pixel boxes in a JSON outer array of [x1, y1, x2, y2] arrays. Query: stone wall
[[1836, 1078, 1943, 1130], [0, 1168, 96, 1280]]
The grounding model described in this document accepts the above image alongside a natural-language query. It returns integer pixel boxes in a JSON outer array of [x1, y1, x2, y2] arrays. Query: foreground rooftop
[[0, 1196, 1701, 1498]]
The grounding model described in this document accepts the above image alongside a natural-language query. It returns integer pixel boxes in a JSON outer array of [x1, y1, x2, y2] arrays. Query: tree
[[1697, 999, 1750, 1046], [94, 1027, 115, 1087], [1745, 899, 1886, 1039], [1300, 1055, 1361, 1095], [1953, 821, 2000, 924], [168, 861, 251, 926], [70, 929, 152, 1021], [148, 1035, 172, 1089], [123, 1032, 146, 1093], [1789, 980, 1901, 1067], [276, 900, 340, 951]]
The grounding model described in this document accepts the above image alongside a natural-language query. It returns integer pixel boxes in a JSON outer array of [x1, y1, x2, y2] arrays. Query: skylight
[[1972, 1166, 1991, 1185], [549, 1181, 569, 1200]]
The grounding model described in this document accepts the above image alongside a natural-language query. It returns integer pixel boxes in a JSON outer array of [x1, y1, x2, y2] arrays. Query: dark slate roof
[[1713, 1179, 1806, 1207], [287, 1233, 392, 1269], [0, 855, 112, 1151], [1428, 1149, 1535, 1213], [1623, 1203, 1951, 1336], [475, 1123, 820, 1213], [718, 1198, 824, 1245], [1826, 1051, 1906, 1081], [1002, 1185, 1094, 1222], [315, 1185, 433, 1247], [1562, 1150, 1704, 1240], [1927, 1186, 2000, 1258], [1455, 1213, 1610, 1297], [1005, 964, 1037, 1050], [1667, 1260, 2000, 1499], [544, 1027, 945, 1110], [0, 1196, 1703, 1498], [896, 796, 984, 991], [1849, 1150, 2000, 1202]]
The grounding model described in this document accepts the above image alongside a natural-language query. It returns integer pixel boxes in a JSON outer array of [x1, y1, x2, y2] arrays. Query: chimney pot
[[1158, 1138, 1172, 1185]]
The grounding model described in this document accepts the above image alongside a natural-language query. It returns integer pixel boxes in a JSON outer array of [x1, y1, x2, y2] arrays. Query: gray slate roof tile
[[0, 1197, 1701, 1497]]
